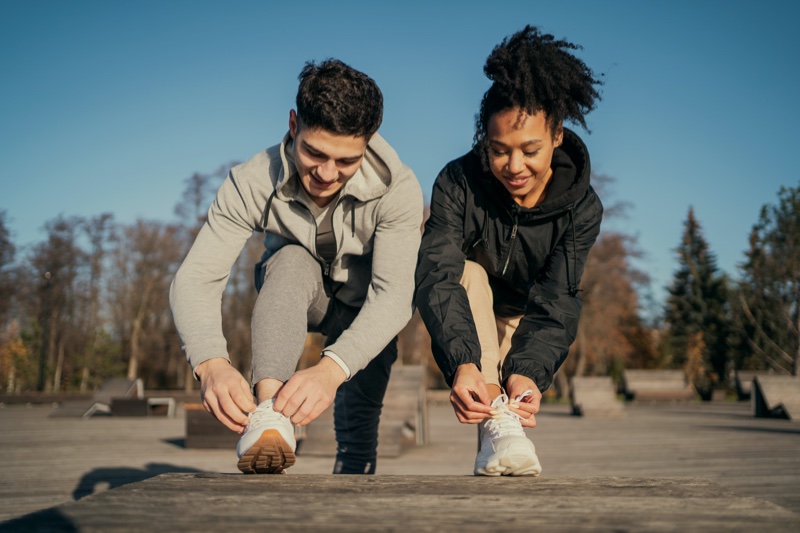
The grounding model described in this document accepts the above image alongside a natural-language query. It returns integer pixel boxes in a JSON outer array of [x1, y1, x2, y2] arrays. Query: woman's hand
[[504, 374, 542, 428], [449, 364, 493, 424]]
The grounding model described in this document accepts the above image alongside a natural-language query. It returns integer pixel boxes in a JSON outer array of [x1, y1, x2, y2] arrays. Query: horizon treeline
[[0, 169, 797, 396]]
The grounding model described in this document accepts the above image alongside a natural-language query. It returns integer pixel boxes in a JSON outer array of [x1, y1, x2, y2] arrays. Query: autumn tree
[[662, 207, 731, 392], [737, 184, 800, 376], [554, 174, 656, 396], [0, 211, 15, 333]]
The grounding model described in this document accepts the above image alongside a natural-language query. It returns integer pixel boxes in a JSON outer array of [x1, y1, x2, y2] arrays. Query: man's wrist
[[318, 355, 348, 384], [194, 357, 230, 380], [322, 350, 351, 381]]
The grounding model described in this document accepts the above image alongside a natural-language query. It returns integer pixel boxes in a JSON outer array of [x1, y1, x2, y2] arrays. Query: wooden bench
[[49, 378, 144, 418], [570, 376, 625, 417], [296, 364, 429, 458], [110, 397, 177, 417], [752, 375, 800, 420], [185, 403, 240, 449], [622, 370, 697, 402], [735, 370, 760, 401]]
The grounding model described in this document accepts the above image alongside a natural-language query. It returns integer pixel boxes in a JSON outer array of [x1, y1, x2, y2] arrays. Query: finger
[[471, 379, 492, 406], [293, 397, 325, 427], [218, 390, 251, 427], [519, 413, 537, 428], [288, 395, 314, 425], [273, 379, 298, 414], [454, 386, 493, 413], [216, 408, 249, 433], [230, 379, 257, 413], [451, 393, 491, 424], [205, 396, 247, 433]]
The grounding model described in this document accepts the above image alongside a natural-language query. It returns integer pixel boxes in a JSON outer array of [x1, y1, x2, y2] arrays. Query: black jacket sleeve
[[414, 167, 482, 386], [501, 188, 603, 392]]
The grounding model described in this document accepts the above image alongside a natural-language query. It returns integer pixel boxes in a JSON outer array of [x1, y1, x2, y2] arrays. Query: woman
[[415, 26, 603, 476]]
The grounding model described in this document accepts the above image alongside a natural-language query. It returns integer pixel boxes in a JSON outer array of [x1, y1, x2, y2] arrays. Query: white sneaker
[[237, 399, 297, 474], [474, 392, 542, 476]]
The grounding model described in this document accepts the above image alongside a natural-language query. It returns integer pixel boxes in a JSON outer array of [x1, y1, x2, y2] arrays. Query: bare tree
[[26, 215, 87, 392], [108, 220, 183, 384], [738, 184, 800, 376]]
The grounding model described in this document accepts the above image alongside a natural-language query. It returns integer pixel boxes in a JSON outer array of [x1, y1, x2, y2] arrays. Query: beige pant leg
[[460, 261, 524, 388], [495, 315, 522, 384], [460, 261, 503, 387]]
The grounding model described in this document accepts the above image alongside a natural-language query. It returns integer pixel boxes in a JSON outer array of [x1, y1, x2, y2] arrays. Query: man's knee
[[266, 244, 318, 271], [260, 245, 321, 285]]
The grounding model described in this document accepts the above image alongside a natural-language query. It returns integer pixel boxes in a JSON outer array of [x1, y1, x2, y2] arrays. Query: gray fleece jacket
[[170, 132, 423, 375]]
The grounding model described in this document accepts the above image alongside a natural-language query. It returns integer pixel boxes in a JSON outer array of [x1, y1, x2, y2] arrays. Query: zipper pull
[[323, 261, 331, 277]]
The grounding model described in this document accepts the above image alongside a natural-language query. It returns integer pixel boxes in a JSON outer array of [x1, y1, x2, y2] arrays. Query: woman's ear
[[554, 122, 564, 147]]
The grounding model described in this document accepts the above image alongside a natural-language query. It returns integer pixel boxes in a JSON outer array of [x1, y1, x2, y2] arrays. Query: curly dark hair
[[473, 26, 602, 166], [296, 59, 383, 138]]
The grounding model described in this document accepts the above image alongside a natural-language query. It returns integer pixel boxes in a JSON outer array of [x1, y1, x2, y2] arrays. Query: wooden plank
[[3, 400, 800, 524], [4, 474, 799, 532]]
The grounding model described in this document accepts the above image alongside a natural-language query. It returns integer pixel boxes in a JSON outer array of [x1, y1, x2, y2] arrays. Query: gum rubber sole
[[237, 429, 296, 474]]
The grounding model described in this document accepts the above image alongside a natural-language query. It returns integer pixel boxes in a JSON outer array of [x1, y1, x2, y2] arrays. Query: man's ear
[[289, 110, 298, 139]]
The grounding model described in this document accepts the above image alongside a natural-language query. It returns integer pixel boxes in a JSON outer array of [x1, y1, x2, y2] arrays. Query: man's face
[[289, 110, 369, 208]]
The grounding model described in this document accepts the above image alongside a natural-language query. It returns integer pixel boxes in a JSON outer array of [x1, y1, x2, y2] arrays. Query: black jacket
[[415, 128, 603, 392]]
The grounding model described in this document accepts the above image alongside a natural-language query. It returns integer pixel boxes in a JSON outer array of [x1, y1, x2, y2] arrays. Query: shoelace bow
[[484, 390, 534, 439]]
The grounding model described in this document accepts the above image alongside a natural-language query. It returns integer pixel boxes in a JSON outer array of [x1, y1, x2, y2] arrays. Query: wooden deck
[[1, 399, 799, 530]]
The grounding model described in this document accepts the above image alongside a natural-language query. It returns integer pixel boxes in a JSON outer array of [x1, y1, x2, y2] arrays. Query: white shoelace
[[247, 400, 287, 429], [483, 390, 533, 439]]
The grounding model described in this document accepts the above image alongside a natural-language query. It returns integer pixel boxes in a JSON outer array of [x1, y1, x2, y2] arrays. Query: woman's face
[[487, 108, 562, 208]]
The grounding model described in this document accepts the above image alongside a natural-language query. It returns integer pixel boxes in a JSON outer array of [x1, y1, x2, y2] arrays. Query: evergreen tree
[[663, 207, 730, 391]]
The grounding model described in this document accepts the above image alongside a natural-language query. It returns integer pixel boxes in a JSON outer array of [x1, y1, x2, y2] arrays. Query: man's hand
[[195, 358, 257, 433], [449, 363, 493, 424], [504, 373, 542, 428], [273, 356, 346, 427]]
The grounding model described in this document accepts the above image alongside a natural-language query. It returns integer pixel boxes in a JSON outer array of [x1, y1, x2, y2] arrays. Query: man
[[170, 59, 423, 475]]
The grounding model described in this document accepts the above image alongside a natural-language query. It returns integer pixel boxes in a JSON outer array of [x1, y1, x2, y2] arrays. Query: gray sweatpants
[[251, 244, 397, 474]]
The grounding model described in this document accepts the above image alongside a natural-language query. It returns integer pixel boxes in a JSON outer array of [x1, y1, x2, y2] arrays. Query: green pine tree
[[663, 207, 731, 391]]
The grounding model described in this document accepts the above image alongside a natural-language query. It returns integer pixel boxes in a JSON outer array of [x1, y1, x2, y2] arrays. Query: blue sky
[[2, 0, 799, 306]]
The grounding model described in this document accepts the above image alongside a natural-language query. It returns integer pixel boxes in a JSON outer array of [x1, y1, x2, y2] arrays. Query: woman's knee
[[460, 260, 489, 288]]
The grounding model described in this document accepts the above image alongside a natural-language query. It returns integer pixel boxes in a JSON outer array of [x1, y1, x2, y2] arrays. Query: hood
[[274, 131, 401, 203]]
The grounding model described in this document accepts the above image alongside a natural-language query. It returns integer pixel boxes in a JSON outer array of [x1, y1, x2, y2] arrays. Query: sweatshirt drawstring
[[567, 207, 580, 297], [351, 203, 355, 238]]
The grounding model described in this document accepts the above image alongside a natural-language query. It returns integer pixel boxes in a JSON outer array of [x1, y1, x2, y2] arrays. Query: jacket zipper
[[501, 210, 519, 277], [293, 197, 343, 277], [324, 198, 343, 277]]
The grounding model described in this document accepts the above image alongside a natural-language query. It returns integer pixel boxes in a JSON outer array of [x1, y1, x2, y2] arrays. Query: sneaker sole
[[237, 429, 296, 474]]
